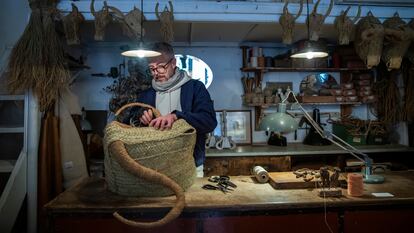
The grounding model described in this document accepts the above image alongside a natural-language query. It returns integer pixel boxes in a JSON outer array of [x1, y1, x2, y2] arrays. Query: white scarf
[[152, 69, 191, 115]]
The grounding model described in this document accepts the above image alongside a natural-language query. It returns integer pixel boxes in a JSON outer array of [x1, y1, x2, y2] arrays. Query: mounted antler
[[308, 0, 333, 41], [405, 19, 414, 64], [354, 11, 384, 69], [279, 0, 303, 45], [108, 5, 145, 40], [344, 6, 351, 17], [90, 0, 96, 17], [311, 0, 321, 15], [322, 0, 333, 22], [382, 12, 414, 70], [62, 3, 84, 45], [155, 2, 160, 19], [91, 0, 112, 41], [352, 5, 361, 24], [155, 1, 174, 43], [169, 1, 174, 15], [334, 5, 360, 45]]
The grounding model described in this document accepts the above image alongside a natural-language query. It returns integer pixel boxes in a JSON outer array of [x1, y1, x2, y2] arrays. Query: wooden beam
[[57, 1, 414, 22]]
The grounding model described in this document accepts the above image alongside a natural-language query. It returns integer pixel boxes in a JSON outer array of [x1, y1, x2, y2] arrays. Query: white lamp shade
[[121, 49, 161, 58], [290, 51, 329, 59], [290, 41, 328, 59]]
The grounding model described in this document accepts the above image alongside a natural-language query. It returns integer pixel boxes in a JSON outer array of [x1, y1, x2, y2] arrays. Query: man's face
[[148, 54, 176, 83]]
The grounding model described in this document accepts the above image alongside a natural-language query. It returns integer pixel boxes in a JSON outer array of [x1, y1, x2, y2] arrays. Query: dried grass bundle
[[7, 1, 69, 112], [401, 60, 414, 121], [373, 65, 402, 124]]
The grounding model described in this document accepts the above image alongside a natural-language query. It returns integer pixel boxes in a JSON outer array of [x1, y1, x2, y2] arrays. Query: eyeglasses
[[147, 57, 174, 75]]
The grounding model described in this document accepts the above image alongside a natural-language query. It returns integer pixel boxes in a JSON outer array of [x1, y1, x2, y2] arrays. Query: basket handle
[[109, 140, 185, 228], [115, 102, 161, 118]]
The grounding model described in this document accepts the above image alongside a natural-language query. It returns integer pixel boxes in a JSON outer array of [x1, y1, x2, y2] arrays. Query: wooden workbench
[[45, 171, 414, 233]]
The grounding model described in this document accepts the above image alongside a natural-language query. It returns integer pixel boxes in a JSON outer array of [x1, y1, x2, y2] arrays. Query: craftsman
[[135, 42, 217, 177]]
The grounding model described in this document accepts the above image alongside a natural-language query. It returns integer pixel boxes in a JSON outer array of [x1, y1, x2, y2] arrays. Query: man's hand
[[139, 109, 154, 125], [149, 113, 177, 130]]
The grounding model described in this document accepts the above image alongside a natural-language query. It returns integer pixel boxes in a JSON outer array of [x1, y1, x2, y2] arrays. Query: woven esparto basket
[[103, 102, 197, 228]]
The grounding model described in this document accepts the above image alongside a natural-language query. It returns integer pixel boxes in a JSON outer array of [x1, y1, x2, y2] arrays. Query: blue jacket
[[138, 79, 217, 166]]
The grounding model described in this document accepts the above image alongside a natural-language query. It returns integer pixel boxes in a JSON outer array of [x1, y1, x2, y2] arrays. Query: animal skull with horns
[[382, 12, 414, 70], [62, 3, 85, 45], [155, 1, 174, 43], [354, 11, 384, 69], [405, 19, 414, 64], [90, 0, 113, 41], [108, 6, 145, 40], [279, 0, 303, 45], [334, 5, 361, 45], [307, 0, 333, 41]]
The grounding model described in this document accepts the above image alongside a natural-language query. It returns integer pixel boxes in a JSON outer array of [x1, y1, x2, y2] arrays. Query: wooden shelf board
[[247, 102, 362, 108], [241, 67, 370, 72], [206, 143, 413, 157]]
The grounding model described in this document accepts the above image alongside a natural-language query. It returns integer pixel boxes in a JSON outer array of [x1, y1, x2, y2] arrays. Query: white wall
[[0, 1, 30, 72]]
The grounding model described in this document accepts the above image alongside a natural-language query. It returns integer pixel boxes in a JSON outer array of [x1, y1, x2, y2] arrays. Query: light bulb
[[137, 50, 145, 58], [306, 52, 314, 59]]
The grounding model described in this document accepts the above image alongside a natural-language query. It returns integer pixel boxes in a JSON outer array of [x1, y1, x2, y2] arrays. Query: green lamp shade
[[259, 103, 298, 133], [259, 112, 298, 133]]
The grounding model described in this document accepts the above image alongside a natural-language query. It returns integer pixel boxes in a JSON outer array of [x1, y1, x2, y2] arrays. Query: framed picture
[[213, 110, 252, 145], [335, 0, 414, 6]]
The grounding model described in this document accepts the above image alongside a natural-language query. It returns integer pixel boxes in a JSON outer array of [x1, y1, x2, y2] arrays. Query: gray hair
[[151, 42, 175, 58]]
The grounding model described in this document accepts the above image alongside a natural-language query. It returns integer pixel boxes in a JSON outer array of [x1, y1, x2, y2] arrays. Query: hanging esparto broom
[[7, 0, 70, 111]]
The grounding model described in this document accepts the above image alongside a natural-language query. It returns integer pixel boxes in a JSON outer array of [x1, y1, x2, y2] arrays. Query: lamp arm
[[284, 91, 372, 168]]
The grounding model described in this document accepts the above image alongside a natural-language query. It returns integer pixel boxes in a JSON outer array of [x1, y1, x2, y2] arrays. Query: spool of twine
[[250, 57, 258, 67], [251, 166, 269, 183], [347, 173, 364, 197], [257, 57, 265, 67]]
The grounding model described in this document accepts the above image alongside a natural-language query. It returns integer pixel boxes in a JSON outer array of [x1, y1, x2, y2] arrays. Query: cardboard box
[[273, 58, 291, 68], [332, 123, 366, 146], [366, 134, 387, 145]]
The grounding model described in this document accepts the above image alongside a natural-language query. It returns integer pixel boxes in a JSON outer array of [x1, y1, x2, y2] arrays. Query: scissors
[[208, 176, 237, 188], [202, 184, 232, 194]]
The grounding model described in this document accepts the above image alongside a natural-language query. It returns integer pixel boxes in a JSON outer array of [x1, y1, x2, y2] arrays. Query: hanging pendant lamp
[[121, 0, 161, 58], [290, 0, 328, 59]]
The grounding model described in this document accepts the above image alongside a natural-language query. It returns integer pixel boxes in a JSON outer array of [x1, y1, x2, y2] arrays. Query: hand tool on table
[[202, 184, 231, 194], [208, 175, 237, 188]]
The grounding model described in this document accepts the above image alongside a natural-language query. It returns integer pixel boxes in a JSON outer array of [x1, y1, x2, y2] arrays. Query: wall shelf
[[247, 102, 362, 108], [241, 64, 374, 129], [241, 67, 370, 73]]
